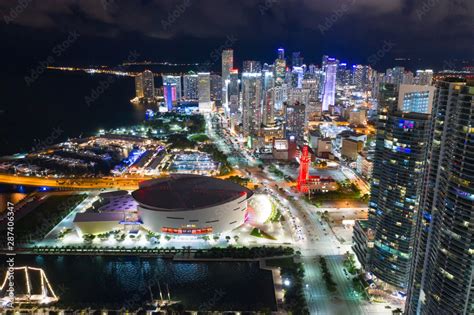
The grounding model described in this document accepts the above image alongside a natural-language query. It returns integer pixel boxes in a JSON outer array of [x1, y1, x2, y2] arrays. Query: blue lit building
[[406, 80, 474, 314], [361, 83, 431, 289], [164, 83, 176, 111]]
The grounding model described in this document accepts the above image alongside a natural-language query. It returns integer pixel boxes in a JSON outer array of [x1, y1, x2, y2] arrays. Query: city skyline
[[1, 1, 474, 313]]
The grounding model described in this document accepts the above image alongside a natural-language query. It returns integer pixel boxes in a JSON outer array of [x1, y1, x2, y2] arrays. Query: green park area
[[266, 202, 283, 223], [188, 133, 210, 142], [306, 180, 369, 204], [250, 228, 277, 240]]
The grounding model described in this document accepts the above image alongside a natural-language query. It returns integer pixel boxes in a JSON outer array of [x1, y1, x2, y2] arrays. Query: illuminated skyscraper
[[228, 69, 239, 111], [162, 75, 182, 100], [291, 66, 304, 88], [263, 69, 274, 92], [135, 74, 144, 99], [135, 70, 155, 101], [285, 101, 306, 142], [278, 47, 285, 60], [262, 88, 275, 126], [242, 60, 261, 73], [142, 70, 155, 100], [336, 62, 348, 86], [352, 64, 364, 89], [198, 72, 212, 112], [183, 72, 199, 100], [221, 49, 233, 83], [322, 58, 337, 111], [386, 66, 405, 85], [414, 70, 433, 86], [273, 84, 288, 111], [362, 83, 432, 289], [406, 80, 474, 315], [302, 78, 320, 118], [241, 72, 262, 137], [210, 74, 222, 102], [221, 49, 233, 103], [274, 48, 286, 86], [292, 51, 303, 67], [163, 83, 176, 111]]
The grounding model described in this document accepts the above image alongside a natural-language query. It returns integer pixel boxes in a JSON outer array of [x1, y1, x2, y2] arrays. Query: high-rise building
[[302, 78, 320, 119], [198, 72, 212, 112], [406, 80, 474, 315], [210, 74, 222, 102], [273, 84, 288, 111], [221, 49, 233, 104], [263, 88, 275, 126], [414, 70, 433, 86], [263, 70, 274, 92], [278, 47, 285, 60], [183, 72, 199, 100], [162, 75, 182, 100], [226, 68, 240, 114], [291, 66, 304, 88], [352, 64, 364, 89], [242, 60, 261, 73], [352, 64, 372, 91], [402, 71, 415, 85], [288, 88, 310, 107], [135, 74, 144, 99], [337, 62, 348, 86], [361, 83, 432, 289], [142, 70, 155, 100], [398, 84, 435, 114], [241, 72, 262, 137], [274, 48, 286, 86], [221, 49, 233, 84], [285, 101, 306, 142], [292, 51, 303, 67], [135, 70, 155, 100], [163, 83, 176, 111], [322, 58, 337, 111], [386, 66, 405, 85]]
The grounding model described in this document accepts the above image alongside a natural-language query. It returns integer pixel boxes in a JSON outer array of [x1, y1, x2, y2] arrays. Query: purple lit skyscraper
[[322, 60, 337, 111]]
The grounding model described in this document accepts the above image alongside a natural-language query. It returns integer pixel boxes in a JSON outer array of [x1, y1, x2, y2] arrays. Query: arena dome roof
[[132, 174, 253, 211]]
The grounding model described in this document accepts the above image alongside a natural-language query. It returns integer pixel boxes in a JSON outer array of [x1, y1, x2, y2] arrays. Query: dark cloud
[[0, 0, 472, 68]]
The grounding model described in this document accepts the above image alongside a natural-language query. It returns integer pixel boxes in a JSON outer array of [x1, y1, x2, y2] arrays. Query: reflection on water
[[5, 255, 277, 311]]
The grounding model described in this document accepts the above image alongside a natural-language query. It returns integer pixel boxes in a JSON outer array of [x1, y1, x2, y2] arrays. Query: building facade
[[406, 80, 474, 314], [363, 83, 432, 289]]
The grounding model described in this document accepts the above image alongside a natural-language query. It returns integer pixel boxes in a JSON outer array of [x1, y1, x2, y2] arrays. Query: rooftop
[[132, 174, 253, 211]]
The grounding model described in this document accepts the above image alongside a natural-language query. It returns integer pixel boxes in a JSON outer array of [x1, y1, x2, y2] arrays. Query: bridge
[[0, 266, 58, 306]]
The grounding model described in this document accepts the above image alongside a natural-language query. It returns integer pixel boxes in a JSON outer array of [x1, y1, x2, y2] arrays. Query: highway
[[0, 173, 153, 190]]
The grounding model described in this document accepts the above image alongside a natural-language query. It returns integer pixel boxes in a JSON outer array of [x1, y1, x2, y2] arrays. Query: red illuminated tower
[[297, 145, 310, 193]]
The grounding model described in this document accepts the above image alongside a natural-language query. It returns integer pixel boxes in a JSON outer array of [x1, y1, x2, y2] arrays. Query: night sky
[[1, 0, 473, 71]]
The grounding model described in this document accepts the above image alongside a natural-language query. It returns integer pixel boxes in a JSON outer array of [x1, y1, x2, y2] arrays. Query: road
[[0, 173, 154, 190], [208, 113, 389, 314]]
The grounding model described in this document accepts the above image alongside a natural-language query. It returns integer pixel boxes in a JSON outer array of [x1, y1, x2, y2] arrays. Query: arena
[[132, 174, 253, 235]]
